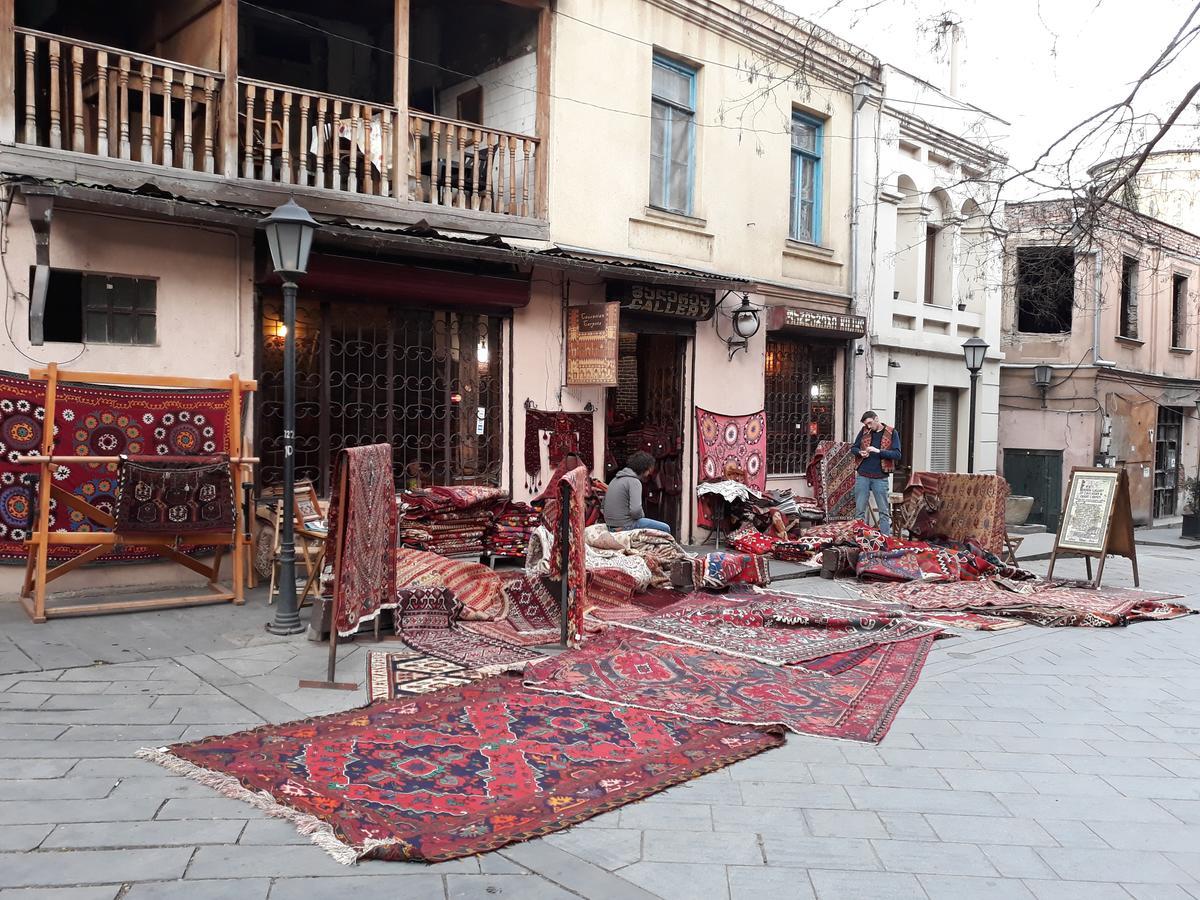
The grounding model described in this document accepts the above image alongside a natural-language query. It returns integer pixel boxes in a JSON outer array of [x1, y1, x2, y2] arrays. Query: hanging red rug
[[138, 676, 782, 863]]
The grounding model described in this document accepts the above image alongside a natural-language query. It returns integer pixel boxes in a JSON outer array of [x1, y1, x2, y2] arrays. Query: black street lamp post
[[262, 199, 319, 636], [961, 337, 988, 475]]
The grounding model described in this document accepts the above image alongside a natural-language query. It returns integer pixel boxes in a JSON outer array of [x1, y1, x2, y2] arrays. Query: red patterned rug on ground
[[860, 580, 1191, 627], [618, 593, 939, 666], [691, 552, 771, 590], [694, 408, 767, 528], [328, 444, 398, 637], [0, 371, 238, 562], [524, 629, 937, 742], [366, 648, 488, 701], [138, 677, 783, 863], [396, 588, 541, 673], [908, 611, 1025, 631]]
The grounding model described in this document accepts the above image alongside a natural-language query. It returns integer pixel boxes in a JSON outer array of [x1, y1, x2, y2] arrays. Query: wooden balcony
[[11, 28, 545, 225]]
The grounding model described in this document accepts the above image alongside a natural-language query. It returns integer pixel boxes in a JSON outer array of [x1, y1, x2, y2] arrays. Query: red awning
[[260, 253, 530, 310]]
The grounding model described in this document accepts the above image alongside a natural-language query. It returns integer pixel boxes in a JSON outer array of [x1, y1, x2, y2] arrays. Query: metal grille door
[[764, 337, 836, 474]]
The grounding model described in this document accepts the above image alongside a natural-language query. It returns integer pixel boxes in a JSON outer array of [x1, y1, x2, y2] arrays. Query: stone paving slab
[[0, 550, 1199, 897]]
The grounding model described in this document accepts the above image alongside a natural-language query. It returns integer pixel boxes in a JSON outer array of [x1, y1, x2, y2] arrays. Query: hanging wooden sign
[[1047, 466, 1139, 588], [565, 302, 620, 386]]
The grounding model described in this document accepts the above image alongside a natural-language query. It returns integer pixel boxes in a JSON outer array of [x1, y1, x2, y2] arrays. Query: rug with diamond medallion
[[138, 676, 783, 863]]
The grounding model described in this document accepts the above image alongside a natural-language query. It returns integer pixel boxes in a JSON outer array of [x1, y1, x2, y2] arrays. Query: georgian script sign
[[768, 306, 867, 338], [1047, 466, 1139, 589], [607, 282, 716, 320], [565, 302, 620, 386], [1057, 470, 1118, 552]]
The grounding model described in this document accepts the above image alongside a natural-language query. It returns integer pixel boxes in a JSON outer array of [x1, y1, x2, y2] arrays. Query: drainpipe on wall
[[1093, 248, 1115, 368], [846, 78, 872, 440]]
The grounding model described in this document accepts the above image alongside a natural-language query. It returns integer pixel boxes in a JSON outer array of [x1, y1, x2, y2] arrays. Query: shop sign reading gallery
[[607, 282, 716, 320]]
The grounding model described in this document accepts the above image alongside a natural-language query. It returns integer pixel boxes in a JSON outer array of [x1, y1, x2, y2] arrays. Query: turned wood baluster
[[242, 82, 256, 178], [430, 118, 442, 205], [139, 62, 151, 163], [471, 128, 483, 211], [262, 88, 275, 182], [279, 92, 292, 184], [491, 133, 504, 213], [315, 97, 327, 189], [453, 123, 465, 208], [362, 105, 373, 195], [507, 135, 517, 215], [408, 117, 420, 202], [380, 109, 392, 198], [48, 41, 61, 150], [22, 35, 36, 145], [522, 138, 533, 217], [160, 66, 174, 166], [118, 56, 131, 159], [298, 95, 310, 186], [70, 46, 84, 152], [181, 71, 194, 170], [330, 100, 342, 192], [202, 76, 216, 173], [347, 103, 360, 194], [96, 52, 109, 157]]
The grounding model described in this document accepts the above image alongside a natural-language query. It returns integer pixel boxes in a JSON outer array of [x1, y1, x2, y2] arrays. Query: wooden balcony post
[[96, 51, 109, 157], [394, 0, 409, 201], [48, 40, 61, 150], [182, 71, 194, 170], [0, 0, 15, 144], [21, 33, 34, 145], [70, 45, 84, 152], [535, 3, 551, 218], [220, 0, 238, 178]]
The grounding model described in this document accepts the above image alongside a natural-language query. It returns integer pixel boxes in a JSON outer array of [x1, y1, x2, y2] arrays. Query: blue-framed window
[[790, 113, 823, 243], [650, 55, 696, 215]]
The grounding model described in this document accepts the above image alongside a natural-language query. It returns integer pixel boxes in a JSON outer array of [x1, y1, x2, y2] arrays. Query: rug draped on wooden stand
[[396, 587, 541, 673], [138, 677, 783, 863]]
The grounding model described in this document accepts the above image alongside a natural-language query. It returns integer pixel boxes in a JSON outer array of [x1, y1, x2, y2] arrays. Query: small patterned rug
[[524, 628, 937, 743], [366, 648, 488, 701], [618, 593, 940, 666], [138, 677, 783, 863], [500, 571, 561, 635], [397, 587, 542, 673]]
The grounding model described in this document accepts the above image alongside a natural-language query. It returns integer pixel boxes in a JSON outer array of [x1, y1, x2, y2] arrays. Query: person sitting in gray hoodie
[[602, 450, 671, 534]]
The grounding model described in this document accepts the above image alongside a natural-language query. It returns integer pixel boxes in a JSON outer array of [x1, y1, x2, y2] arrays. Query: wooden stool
[[1004, 534, 1024, 565]]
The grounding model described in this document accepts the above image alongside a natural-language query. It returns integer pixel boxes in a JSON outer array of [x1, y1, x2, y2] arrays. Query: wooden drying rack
[[16, 364, 257, 623]]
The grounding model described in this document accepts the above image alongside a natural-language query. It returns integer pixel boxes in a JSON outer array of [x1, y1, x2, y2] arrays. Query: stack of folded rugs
[[486, 501, 539, 559], [398, 486, 508, 557]]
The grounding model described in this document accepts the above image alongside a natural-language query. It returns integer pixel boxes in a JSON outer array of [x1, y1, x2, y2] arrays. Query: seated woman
[[603, 450, 671, 534]]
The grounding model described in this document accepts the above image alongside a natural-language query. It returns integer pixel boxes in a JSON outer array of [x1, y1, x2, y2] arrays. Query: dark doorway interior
[[893, 384, 916, 491], [605, 330, 687, 534], [1154, 406, 1184, 519], [1003, 448, 1064, 531]]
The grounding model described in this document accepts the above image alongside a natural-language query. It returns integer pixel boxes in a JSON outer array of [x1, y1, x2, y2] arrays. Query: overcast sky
[[783, 0, 1200, 198]]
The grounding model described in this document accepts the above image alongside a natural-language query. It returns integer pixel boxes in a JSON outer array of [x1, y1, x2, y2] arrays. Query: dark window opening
[[764, 337, 837, 474], [1172, 274, 1188, 348], [923, 225, 941, 304], [1015, 246, 1074, 334], [1120, 255, 1139, 339], [34, 268, 156, 345]]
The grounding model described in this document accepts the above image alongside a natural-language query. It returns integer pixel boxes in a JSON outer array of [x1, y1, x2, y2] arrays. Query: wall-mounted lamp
[[854, 346, 865, 357], [716, 293, 763, 360], [1032, 364, 1053, 409], [888, 360, 901, 368]]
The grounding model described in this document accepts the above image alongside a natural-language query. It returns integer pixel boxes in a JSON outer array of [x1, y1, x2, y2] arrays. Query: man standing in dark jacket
[[854, 410, 902, 536], [603, 451, 671, 533]]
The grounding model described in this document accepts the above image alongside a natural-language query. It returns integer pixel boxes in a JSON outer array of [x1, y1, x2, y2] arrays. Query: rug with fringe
[[137, 676, 783, 863]]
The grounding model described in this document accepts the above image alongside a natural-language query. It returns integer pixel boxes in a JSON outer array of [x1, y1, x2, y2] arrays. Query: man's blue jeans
[[621, 517, 671, 533], [854, 474, 892, 536]]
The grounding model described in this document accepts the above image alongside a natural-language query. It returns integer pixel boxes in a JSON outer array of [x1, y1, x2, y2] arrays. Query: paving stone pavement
[[2, 546, 1199, 899]]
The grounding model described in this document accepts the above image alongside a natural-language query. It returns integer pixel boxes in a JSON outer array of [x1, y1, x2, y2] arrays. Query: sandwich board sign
[[1047, 466, 1139, 589]]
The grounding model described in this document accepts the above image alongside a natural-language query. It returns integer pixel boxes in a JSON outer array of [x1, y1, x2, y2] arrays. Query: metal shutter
[[930, 388, 957, 472]]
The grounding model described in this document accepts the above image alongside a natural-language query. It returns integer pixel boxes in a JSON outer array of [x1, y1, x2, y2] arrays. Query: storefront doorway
[[1154, 405, 1184, 518], [605, 328, 687, 534]]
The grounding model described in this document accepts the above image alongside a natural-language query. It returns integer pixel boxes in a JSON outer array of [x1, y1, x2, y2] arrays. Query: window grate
[[764, 337, 836, 475]]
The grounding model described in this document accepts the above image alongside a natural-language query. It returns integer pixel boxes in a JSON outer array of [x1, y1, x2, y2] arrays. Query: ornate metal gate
[[257, 294, 505, 495], [764, 337, 836, 474]]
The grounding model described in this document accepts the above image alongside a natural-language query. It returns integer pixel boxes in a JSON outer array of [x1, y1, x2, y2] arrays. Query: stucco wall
[[0, 202, 254, 599]]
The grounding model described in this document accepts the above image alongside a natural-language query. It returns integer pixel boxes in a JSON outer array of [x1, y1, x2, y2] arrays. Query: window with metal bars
[[256, 297, 505, 495], [764, 337, 836, 474]]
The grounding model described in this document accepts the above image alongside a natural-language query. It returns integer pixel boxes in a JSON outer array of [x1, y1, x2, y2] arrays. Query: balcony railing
[[16, 27, 221, 173], [408, 113, 540, 218], [12, 30, 542, 220]]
